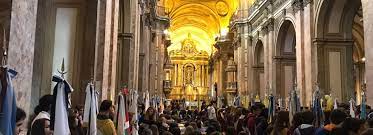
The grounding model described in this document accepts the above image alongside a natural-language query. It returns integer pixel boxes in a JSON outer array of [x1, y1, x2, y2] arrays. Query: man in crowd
[[315, 109, 347, 135], [97, 100, 116, 135]]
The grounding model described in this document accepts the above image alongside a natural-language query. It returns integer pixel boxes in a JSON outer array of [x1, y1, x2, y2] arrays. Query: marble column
[[262, 27, 269, 94], [128, 0, 140, 91], [362, 0, 373, 106], [294, 9, 307, 106], [267, 22, 275, 94], [8, 0, 38, 113], [94, 0, 119, 101], [303, 3, 317, 106], [247, 36, 254, 95]]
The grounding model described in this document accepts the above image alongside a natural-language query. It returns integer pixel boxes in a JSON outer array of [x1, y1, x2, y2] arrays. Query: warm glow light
[[361, 57, 366, 62], [220, 28, 229, 37], [163, 29, 169, 35], [164, 0, 239, 55]]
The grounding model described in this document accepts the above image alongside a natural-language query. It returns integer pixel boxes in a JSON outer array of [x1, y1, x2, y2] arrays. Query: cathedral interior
[[0, 0, 373, 113]]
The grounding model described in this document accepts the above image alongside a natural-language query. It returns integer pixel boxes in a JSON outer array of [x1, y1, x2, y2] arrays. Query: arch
[[315, 0, 362, 39], [254, 40, 264, 66], [274, 20, 297, 98], [276, 20, 296, 56], [315, 0, 364, 102]]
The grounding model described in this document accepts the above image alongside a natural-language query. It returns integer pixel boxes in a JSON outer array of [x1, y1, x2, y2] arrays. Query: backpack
[[314, 127, 331, 135], [298, 126, 317, 135]]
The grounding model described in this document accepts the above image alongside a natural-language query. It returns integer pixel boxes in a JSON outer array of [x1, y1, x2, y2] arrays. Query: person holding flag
[[312, 85, 324, 128]]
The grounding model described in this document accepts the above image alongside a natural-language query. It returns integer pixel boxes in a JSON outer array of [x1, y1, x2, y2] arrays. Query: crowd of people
[[11, 94, 373, 135]]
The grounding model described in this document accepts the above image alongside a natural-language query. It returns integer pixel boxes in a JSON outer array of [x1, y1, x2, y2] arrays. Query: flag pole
[[2, 28, 7, 67], [58, 58, 67, 78]]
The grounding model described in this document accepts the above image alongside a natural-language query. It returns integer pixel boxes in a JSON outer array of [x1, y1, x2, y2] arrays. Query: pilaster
[[8, 0, 38, 113]]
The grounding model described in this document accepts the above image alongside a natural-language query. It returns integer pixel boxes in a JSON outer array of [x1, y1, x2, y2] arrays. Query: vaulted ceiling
[[163, 0, 239, 54]]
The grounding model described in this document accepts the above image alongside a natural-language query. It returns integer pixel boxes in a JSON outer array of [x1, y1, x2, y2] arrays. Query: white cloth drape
[[129, 90, 138, 135], [145, 91, 150, 112], [116, 93, 130, 135], [349, 99, 356, 118], [83, 83, 98, 135], [54, 81, 71, 135]]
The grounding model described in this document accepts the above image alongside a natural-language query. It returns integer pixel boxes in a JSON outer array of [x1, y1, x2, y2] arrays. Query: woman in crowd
[[30, 118, 53, 135], [331, 118, 367, 135], [270, 111, 289, 135], [143, 107, 157, 125], [15, 107, 26, 135], [68, 108, 84, 135]]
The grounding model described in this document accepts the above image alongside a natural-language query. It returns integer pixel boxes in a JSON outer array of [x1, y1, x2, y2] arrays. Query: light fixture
[[361, 57, 366, 62], [220, 28, 229, 37], [163, 29, 169, 35]]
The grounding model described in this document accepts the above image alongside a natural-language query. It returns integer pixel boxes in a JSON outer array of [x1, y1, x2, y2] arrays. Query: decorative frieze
[[292, 0, 312, 12]]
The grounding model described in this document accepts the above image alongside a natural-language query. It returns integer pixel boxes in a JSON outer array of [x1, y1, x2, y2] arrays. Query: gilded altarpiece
[[168, 34, 209, 101]]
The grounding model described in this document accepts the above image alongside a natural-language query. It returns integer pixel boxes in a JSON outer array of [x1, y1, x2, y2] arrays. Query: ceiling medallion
[[216, 1, 229, 16]]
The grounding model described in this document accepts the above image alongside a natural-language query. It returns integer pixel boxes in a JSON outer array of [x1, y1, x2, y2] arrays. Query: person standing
[[97, 100, 116, 135], [207, 102, 217, 120]]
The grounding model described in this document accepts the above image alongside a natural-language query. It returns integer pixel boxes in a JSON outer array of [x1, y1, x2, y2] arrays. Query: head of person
[[341, 118, 367, 135], [368, 117, 373, 128], [184, 126, 195, 135], [291, 112, 303, 128], [251, 104, 262, 115], [68, 108, 79, 128], [330, 109, 348, 125], [15, 107, 26, 135], [75, 105, 84, 116], [274, 111, 289, 130], [302, 111, 314, 125], [169, 126, 181, 135], [34, 95, 54, 114], [31, 118, 53, 135], [99, 100, 114, 117], [361, 128, 373, 135], [146, 107, 156, 117], [190, 122, 198, 129], [161, 131, 173, 135], [150, 124, 159, 135]]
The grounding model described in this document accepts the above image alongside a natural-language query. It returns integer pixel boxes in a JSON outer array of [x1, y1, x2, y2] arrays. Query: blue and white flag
[[0, 68, 17, 135], [289, 88, 301, 121], [333, 99, 338, 110], [129, 89, 139, 135], [312, 88, 324, 127], [116, 92, 129, 135], [233, 95, 240, 107], [145, 91, 150, 112], [361, 91, 367, 120], [50, 75, 73, 135], [349, 98, 356, 118], [83, 83, 98, 135], [268, 94, 275, 123]]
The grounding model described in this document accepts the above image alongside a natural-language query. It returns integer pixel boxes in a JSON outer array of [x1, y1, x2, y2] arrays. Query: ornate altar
[[168, 34, 210, 102]]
